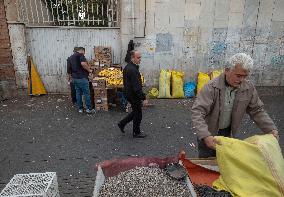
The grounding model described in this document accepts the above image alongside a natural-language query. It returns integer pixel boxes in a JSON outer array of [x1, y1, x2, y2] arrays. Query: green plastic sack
[[213, 135, 284, 197], [148, 88, 159, 98], [172, 71, 185, 98], [158, 70, 171, 98]]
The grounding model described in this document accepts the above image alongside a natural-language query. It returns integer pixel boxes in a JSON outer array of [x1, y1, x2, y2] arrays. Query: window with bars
[[17, 0, 119, 27]]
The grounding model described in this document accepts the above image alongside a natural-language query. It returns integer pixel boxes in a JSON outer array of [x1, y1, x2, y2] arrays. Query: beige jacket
[[191, 73, 277, 140]]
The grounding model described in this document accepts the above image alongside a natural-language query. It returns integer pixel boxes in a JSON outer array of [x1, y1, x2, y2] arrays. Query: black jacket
[[123, 62, 146, 102]]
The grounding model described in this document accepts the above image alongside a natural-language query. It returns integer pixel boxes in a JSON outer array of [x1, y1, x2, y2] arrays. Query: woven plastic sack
[[158, 70, 172, 98], [210, 69, 223, 80], [213, 135, 284, 197], [148, 88, 159, 98], [172, 71, 185, 98], [184, 82, 196, 98], [197, 72, 210, 94]]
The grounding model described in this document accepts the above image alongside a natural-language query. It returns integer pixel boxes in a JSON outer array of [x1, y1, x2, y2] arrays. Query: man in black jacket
[[118, 50, 148, 138], [67, 47, 79, 105]]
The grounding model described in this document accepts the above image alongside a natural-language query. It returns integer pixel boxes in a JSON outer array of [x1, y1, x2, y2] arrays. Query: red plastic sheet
[[96, 156, 178, 178], [179, 151, 220, 186]]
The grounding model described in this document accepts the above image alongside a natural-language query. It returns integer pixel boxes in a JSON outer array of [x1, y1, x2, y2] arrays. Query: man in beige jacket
[[191, 53, 279, 158]]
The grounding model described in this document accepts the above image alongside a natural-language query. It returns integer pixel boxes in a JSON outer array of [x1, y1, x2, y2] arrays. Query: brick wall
[[0, 0, 16, 99]]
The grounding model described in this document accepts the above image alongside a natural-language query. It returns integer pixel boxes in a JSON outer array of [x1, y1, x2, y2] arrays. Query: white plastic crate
[[0, 172, 59, 197]]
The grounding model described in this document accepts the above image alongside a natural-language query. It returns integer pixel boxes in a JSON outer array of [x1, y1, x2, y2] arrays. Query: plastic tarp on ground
[[213, 135, 284, 197]]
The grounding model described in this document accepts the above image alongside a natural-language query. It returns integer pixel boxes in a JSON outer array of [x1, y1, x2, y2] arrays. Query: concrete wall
[[127, 0, 284, 86], [3, 0, 284, 96], [0, 0, 16, 99]]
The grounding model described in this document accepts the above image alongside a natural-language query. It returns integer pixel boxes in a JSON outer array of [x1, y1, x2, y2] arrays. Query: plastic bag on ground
[[197, 72, 210, 94], [148, 88, 159, 98], [158, 70, 172, 98], [184, 82, 196, 98], [210, 69, 223, 80], [213, 135, 284, 197], [172, 71, 185, 98]]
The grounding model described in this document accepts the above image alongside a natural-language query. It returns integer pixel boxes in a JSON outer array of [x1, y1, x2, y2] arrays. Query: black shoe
[[133, 132, 147, 138], [118, 122, 125, 133]]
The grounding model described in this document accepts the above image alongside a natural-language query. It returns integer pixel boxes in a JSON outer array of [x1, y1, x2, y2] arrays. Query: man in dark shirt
[[69, 47, 94, 114], [118, 50, 148, 138], [67, 47, 79, 105]]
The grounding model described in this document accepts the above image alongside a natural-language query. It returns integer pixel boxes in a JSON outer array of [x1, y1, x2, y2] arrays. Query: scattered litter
[[2, 105, 7, 107], [166, 126, 171, 129], [66, 117, 69, 120], [189, 143, 195, 148], [180, 136, 184, 139], [57, 99, 64, 102], [56, 106, 59, 109]]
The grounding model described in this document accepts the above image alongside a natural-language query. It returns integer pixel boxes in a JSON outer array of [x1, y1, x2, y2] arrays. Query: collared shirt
[[219, 82, 237, 129]]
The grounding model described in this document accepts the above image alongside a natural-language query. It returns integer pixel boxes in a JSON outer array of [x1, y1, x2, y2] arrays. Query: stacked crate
[[92, 77, 108, 111], [0, 172, 59, 197], [94, 46, 112, 69]]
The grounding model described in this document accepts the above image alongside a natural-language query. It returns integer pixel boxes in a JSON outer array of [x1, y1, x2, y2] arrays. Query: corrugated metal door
[[25, 27, 121, 93]]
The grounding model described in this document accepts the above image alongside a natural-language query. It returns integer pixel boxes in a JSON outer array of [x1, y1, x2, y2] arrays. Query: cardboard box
[[94, 88, 107, 98], [94, 46, 112, 68], [94, 97, 108, 105], [95, 103, 109, 111], [92, 77, 106, 88]]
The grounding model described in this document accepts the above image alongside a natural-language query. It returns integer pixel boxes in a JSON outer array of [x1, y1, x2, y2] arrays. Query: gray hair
[[227, 53, 254, 70], [130, 50, 139, 58]]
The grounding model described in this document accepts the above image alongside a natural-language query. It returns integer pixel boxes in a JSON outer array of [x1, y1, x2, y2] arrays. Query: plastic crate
[[0, 172, 59, 197]]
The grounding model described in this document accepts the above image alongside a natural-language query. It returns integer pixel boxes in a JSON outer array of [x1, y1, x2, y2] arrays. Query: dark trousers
[[70, 82, 77, 104], [120, 101, 142, 134], [197, 126, 231, 158]]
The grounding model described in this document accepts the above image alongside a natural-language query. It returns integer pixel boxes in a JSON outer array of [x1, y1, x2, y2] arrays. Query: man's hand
[[203, 136, 220, 150], [142, 99, 148, 107], [269, 130, 279, 141]]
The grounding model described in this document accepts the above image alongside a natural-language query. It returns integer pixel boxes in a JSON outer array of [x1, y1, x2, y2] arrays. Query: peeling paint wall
[[131, 0, 284, 86]]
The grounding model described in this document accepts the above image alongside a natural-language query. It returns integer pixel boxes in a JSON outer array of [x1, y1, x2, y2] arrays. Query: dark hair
[[125, 40, 134, 63], [77, 47, 85, 51], [73, 47, 79, 53]]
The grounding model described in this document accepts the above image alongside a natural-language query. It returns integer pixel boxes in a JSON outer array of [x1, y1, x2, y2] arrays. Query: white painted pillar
[[8, 23, 29, 89], [120, 0, 135, 66]]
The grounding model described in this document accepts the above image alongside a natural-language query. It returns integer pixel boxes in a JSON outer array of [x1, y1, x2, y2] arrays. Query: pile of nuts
[[99, 166, 192, 197]]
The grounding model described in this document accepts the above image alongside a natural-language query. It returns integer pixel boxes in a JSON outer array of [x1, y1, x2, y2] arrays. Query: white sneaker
[[78, 109, 83, 113], [86, 109, 95, 114]]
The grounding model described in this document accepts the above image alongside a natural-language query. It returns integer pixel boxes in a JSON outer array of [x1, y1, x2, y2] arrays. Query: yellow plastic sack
[[158, 70, 171, 98], [213, 135, 284, 197], [197, 72, 210, 94], [148, 88, 159, 98], [172, 71, 185, 98], [210, 69, 223, 80]]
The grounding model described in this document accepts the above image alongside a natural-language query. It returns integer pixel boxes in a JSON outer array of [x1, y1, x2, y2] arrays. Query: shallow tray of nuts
[[98, 166, 193, 197]]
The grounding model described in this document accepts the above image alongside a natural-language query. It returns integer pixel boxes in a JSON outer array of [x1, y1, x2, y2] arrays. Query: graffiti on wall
[[156, 33, 173, 52], [212, 41, 227, 55], [271, 55, 284, 67]]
